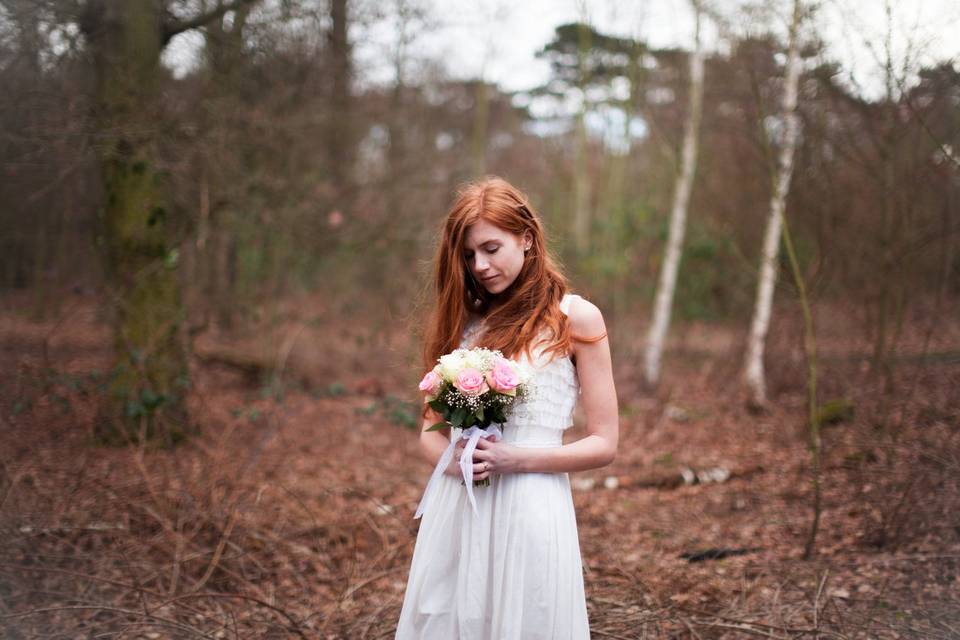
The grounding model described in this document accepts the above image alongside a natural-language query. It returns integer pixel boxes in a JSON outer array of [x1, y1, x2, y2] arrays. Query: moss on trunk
[[89, 1, 191, 445]]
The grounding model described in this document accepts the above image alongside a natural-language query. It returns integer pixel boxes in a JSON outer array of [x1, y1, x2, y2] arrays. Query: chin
[[484, 278, 517, 296]]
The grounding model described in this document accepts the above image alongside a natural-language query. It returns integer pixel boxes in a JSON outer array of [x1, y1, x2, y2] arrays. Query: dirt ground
[[1, 292, 958, 638]]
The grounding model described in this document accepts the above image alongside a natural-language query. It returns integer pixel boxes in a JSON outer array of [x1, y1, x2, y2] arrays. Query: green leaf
[[12, 399, 31, 415], [451, 407, 467, 428], [164, 247, 179, 269], [141, 388, 159, 408], [425, 421, 449, 432], [124, 400, 144, 418], [325, 382, 346, 397]]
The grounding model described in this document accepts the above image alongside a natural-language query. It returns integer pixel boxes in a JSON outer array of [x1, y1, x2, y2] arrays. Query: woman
[[396, 176, 619, 639]]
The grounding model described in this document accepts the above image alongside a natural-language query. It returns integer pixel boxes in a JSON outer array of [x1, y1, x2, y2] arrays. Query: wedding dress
[[395, 293, 590, 640]]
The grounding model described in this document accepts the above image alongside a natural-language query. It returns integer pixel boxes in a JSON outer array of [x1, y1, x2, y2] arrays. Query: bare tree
[[643, 0, 705, 387], [742, 0, 804, 408], [571, 2, 593, 255], [466, 2, 510, 178], [328, 0, 353, 197]]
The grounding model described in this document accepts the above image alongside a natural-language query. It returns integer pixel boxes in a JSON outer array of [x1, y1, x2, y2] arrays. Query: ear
[[522, 230, 533, 251]]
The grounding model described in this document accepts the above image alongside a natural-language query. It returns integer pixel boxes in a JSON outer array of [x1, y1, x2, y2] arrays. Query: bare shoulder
[[567, 295, 607, 339]]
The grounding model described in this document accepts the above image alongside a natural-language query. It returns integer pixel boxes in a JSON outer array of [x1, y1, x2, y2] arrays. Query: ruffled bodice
[[457, 294, 581, 447]]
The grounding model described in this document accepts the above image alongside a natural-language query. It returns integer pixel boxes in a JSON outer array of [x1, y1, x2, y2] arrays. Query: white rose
[[464, 349, 485, 371], [438, 350, 468, 380]]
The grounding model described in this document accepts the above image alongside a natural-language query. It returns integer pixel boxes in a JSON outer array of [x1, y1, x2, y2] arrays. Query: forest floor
[[2, 290, 959, 639]]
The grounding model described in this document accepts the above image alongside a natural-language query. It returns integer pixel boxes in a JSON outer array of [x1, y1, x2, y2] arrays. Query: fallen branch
[[617, 464, 765, 490]]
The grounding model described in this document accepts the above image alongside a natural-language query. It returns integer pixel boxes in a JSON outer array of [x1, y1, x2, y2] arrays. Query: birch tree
[[643, 0, 705, 387], [743, 0, 803, 408]]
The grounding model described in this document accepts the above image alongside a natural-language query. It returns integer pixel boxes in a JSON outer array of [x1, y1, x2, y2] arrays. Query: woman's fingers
[[453, 438, 498, 478], [473, 461, 491, 480]]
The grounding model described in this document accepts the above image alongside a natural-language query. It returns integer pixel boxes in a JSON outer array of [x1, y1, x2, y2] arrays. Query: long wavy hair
[[422, 176, 581, 372]]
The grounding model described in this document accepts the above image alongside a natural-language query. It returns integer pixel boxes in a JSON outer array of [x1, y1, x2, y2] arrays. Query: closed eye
[[464, 246, 499, 260]]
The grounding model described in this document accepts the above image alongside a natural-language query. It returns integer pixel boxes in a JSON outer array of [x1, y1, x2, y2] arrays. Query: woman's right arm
[[419, 419, 451, 466], [419, 410, 475, 477]]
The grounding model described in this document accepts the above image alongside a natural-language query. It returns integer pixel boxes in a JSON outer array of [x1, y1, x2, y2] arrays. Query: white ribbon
[[414, 425, 503, 519]]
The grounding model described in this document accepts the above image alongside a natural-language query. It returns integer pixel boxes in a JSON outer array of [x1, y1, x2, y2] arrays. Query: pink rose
[[485, 359, 520, 396], [418, 370, 442, 398], [453, 368, 488, 396]]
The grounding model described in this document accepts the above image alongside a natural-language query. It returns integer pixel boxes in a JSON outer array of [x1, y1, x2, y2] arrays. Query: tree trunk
[[643, 1, 704, 387], [472, 80, 489, 177], [207, 1, 251, 82], [201, 1, 250, 331], [86, 1, 190, 444], [572, 19, 593, 255], [743, 0, 803, 408], [872, 2, 906, 452], [328, 0, 353, 198]]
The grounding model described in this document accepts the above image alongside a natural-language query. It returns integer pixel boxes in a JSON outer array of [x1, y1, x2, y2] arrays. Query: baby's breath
[[428, 346, 537, 429]]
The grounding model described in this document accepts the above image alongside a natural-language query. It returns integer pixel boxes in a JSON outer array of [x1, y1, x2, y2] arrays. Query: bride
[[395, 176, 619, 639]]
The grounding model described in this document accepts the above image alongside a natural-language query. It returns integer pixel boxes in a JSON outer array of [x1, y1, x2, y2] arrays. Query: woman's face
[[463, 219, 531, 296]]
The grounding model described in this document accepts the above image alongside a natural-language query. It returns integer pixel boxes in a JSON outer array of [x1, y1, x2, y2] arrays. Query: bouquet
[[418, 347, 533, 435], [413, 347, 533, 519]]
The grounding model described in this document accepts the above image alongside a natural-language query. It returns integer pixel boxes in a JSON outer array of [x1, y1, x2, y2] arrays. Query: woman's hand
[[446, 437, 498, 480], [471, 436, 525, 479]]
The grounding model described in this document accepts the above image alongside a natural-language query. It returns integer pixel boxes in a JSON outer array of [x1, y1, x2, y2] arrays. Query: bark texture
[[83, 0, 259, 442], [86, 0, 189, 443], [743, 0, 803, 408], [643, 1, 705, 387]]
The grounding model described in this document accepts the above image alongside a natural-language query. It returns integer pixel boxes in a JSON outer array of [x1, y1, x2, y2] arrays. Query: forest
[[1, 0, 958, 637]]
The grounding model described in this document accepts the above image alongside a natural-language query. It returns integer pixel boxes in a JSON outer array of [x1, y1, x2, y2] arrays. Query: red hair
[[422, 176, 584, 372]]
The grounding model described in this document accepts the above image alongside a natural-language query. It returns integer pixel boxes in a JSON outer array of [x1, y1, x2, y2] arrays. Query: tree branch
[[161, 0, 260, 45]]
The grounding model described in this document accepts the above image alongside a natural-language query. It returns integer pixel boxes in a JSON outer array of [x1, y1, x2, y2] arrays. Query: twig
[[692, 618, 790, 638], [591, 630, 640, 640], [341, 566, 403, 601], [150, 592, 310, 639], [813, 568, 829, 630], [0, 605, 215, 638], [680, 605, 849, 639], [191, 503, 241, 593], [680, 615, 705, 640]]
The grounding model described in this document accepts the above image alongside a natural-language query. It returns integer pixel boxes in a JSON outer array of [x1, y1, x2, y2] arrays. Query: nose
[[474, 255, 490, 272]]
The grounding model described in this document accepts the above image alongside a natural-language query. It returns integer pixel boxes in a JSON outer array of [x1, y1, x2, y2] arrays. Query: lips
[[481, 275, 498, 282]]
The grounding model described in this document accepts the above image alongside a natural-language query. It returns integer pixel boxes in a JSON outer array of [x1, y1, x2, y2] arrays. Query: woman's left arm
[[473, 298, 618, 476]]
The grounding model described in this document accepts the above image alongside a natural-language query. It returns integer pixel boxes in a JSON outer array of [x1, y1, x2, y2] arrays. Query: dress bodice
[[455, 294, 581, 448]]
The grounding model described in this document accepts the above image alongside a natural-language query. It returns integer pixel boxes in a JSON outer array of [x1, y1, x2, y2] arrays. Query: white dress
[[396, 294, 590, 640]]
